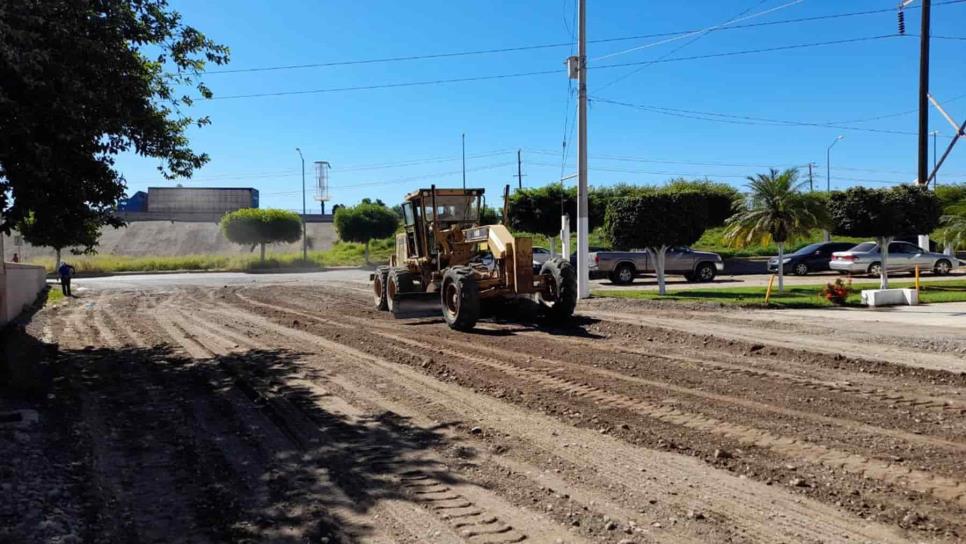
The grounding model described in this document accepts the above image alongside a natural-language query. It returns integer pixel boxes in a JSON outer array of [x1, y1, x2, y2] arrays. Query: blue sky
[[116, 0, 966, 211]]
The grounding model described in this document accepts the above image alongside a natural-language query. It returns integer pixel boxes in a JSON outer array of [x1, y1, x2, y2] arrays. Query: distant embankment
[[4, 217, 337, 261]]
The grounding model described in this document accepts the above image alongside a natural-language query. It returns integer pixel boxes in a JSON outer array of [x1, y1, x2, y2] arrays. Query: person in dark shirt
[[57, 262, 75, 297], [11, 253, 19, 263]]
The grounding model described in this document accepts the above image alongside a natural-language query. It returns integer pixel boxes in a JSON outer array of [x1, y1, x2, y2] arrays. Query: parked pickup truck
[[588, 247, 725, 285]]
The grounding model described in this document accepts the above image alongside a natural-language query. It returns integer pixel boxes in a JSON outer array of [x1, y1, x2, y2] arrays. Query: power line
[[207, 35, 904, 101], [590, 0, 800, 63], [594, 35, 901, 72], [590, 96, 946, 137], [209, 70, 560, 100], [200, 0, 966, 76]]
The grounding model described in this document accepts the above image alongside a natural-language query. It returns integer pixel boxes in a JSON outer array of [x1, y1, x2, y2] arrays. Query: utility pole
[[808, 162, 814, 192], [296, 148, 307, 261], [918, 0, 931, 187], [461, 133, 466, 190], [516, 149, 523, 189], [575, 0, 589, 299]]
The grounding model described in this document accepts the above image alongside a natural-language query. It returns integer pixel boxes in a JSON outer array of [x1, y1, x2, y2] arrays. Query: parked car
[[767, 242, 855, 275], [588, 247, 725, 285], [531, 246, 552, 272], [829, 241, 957, 276]]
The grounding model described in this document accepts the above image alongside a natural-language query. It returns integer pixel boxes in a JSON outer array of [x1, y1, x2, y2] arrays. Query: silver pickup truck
[[588, 247, 725, 285]]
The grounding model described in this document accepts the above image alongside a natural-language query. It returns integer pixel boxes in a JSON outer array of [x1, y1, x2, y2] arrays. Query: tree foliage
[[724, 168, 830, 246], [724, 168, 829, 292], [829, 184, 941, 289], [829, 185, 941, 238], [220, 209, 302, 261], [17, 211, 101, 260], [604, 193, 710, 251], [663, 179, 741, 227], [0, 0, 230, 245], [508, 185, 575, 237], [334, 202, 399, 264]]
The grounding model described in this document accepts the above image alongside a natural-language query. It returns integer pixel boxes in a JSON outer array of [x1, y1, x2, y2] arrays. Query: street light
[[826, 135, 844, 193], [295, 147, 307, 261]]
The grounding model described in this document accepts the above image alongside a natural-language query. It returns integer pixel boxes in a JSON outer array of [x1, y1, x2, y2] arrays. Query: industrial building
[[147, 187, 259, 213]]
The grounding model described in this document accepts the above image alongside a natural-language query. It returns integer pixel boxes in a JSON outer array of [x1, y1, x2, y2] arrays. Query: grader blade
[[389, 292, 441, 319]]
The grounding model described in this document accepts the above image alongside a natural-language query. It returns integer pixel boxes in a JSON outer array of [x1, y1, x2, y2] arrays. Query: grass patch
[[45, 286, 65, 305], [27, 237, 397, 275], [597, 278, 966, 308]]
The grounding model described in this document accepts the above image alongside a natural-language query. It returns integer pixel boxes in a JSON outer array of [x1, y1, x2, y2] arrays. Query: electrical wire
[[590, 0, 801, 63], [590, 96, 942, 137], [209, 70, 560, 100], [200, 0, 966, 76]]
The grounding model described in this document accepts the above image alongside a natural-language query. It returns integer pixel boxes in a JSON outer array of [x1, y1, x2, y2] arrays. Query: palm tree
[[936, 202, 966, 253], [724, 168, 831, 292]]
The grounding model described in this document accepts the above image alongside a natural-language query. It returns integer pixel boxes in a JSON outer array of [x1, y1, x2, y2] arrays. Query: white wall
[[2, 263, 47, 325]]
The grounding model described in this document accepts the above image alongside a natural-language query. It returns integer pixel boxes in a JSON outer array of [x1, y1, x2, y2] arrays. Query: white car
[[829, 241, 957, 276], [532, 247, 552, 272]]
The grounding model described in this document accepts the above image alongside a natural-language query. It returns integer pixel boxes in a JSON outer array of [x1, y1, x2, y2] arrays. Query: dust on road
[[4, 278, 965, 543]]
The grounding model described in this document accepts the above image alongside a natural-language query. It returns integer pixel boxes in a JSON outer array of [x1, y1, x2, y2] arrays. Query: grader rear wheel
[[441, 267, 479, 331], [537, 258, 577, 323]]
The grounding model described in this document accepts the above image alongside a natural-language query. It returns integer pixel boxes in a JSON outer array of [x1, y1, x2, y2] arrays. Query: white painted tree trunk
[[654, 246, 669, 296], [549, 236, 557, 258], [777, 242, 785, 293], [878, 236, 892, 290], [55, 248, 62, 266], [259, 243, 266, 263]]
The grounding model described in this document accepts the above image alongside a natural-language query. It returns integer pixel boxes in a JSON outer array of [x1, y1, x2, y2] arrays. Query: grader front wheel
[[537, 258, 577, 323], [373, 266, 389, 311], [441, 267, 479, 331]]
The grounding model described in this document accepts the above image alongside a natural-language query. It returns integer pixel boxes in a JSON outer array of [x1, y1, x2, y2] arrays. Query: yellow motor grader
[[371, 186, 577, 331]]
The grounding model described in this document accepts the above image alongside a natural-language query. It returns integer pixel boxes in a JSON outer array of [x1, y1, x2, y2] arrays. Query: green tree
[[663, 179, 741, 227], [334, 203, 399, 265], [605, 192, 710, 295], [220, 209, 302, 263], [0, 0, 229, 247], [509, 185, 574, 237], [724, 168, 830, 292], [829, 185, 941, 289], [935, 202, 966, 251], [17, 211, 101, 265]]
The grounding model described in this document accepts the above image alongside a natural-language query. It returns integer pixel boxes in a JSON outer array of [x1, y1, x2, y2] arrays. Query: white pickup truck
[[587, 247, 725, 285]]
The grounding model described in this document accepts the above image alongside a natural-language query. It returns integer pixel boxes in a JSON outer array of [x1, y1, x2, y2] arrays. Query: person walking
[[11, 253, 19, 263], [58, 262, 75, 297]]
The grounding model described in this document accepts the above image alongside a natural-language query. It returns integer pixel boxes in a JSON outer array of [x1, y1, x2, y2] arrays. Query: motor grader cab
[[371, 186, 577, 331]]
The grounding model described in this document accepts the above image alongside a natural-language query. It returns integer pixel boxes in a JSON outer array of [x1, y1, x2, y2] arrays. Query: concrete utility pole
[[575, 0, 590, 299], [517, 149, 523, 189], [296, 147, 307, 261], [918, 0, 931, 188], [808, 162, 814, 192]]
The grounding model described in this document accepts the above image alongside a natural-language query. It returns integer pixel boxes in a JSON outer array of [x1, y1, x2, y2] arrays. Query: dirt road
[[6, 278, 966, 543]]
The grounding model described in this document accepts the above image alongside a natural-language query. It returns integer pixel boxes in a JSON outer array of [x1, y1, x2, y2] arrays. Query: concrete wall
[[1, 263, 47, 326], [4, 221, 338, 260]]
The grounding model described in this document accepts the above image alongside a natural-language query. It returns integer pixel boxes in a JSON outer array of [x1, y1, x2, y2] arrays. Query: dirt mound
[[3, 221, 337, 260]]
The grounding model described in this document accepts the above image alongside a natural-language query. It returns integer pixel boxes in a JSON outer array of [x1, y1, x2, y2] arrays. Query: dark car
[[767, 242, 855, 275]]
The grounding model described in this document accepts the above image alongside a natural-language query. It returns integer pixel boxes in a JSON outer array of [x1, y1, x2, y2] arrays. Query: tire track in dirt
[[586, 309, 966, 374], [196, 293, 914, 544], [169, 305, 575, 544], [68, 295, 240, 542], [501, 324, 966, 416], [182, 305, 712, 543], [226, 288, 966, 511], [263, 284, 966, 415]]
